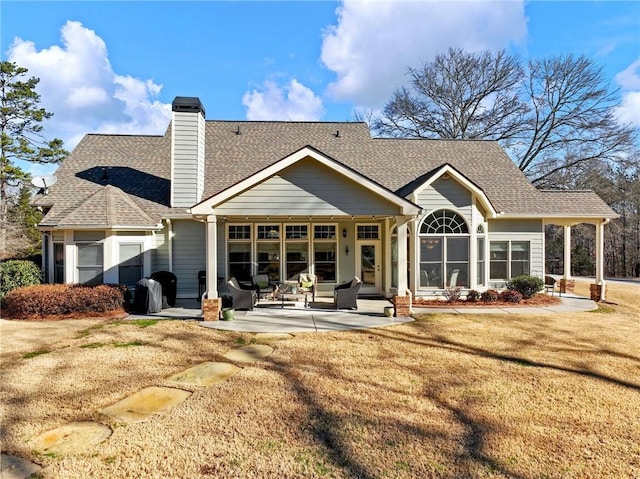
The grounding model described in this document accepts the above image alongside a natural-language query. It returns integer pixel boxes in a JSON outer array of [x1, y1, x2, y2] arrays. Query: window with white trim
[[119, 243, 144, 291], [285, 224, 309, 280], [313, 225, 336, 282], [77, 243, 103, 285], [228, 225, 252, 281], [477, 224, 485, 286], [490, 241, 531, 280], [256, 224, 280, 282], [418, 210, 469, 288]]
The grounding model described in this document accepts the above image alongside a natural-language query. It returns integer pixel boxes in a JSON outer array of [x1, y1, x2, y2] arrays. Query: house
[[34, 96, 617, 318]]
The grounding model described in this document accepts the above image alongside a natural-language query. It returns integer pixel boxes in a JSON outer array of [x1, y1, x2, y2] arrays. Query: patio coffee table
[[277, 283, 311, 308]]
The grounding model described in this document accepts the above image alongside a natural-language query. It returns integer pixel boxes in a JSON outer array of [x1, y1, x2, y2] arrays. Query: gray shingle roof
[[35, 120, 617, 227]]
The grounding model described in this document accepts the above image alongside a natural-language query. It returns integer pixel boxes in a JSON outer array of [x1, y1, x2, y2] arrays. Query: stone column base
[[393, 295, 411, 317], [590, 284, 602, 302], [202, 298, 221, 321], [559, 279, 575, 294]]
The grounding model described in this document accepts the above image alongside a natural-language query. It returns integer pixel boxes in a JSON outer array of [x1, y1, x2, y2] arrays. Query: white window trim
[[489, 240, 531, 281]]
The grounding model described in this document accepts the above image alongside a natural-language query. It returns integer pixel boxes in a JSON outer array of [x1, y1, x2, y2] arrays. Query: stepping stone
[[254, 332, 294, 343], [100, 386, 191, 423], [1, 453, 42, 479], [30, 421, 111, 456], [223, 344, 274, 362], [167, 361, 241, 386]]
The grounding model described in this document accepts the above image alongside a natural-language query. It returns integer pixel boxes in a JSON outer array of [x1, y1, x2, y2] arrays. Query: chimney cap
[[172, 96, 206, 115]]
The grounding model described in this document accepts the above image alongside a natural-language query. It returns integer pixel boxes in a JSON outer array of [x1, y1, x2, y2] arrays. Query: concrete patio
[[126, 293, 598, 333]]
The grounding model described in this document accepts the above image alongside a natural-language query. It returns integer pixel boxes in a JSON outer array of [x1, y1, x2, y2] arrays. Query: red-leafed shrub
[[481, 289, 500, 303], [466, 290, 481, 302], [3, 284, 126, 319], [500, 290, 523, 303]]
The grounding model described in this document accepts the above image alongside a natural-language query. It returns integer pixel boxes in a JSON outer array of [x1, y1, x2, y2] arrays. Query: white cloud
[[7, 20, 171, 150], [320, 0, 527, 107], [614, 59, 640, 128], [242, 79, 324, 121]]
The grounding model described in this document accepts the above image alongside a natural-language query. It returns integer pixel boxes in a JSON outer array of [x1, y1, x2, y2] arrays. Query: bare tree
[[520, 54, 635, 186], [373, 49, 637, 187], [374, 48, 529, 147]]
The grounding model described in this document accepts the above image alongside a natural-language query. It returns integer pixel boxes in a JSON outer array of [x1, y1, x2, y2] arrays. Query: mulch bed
[[413, 293, 562, 308]]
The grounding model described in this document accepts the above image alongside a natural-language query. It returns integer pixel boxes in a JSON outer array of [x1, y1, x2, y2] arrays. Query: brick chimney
[[171, 96, 206, 207]]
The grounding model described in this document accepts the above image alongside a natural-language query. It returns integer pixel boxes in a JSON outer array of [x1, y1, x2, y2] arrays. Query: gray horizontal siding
[[172, 112, 205, 207], [172, 220, 206, 297], [488, 219, 543, 234], [416, 178, 472, 218], [152, 228, 170, 273], [215, 158, 400, 216], [74, 231, 105, 242]]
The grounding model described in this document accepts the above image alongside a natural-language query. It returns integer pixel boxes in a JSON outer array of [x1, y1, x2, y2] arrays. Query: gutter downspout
[[166, 219, 173, 272]]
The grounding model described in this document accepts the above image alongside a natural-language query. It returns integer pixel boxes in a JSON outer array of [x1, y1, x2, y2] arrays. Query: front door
[[357, 243, 380, 295]]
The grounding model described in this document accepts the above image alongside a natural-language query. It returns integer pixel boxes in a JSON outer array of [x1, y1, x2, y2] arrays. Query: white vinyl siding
[[152, 229, 170, 272]]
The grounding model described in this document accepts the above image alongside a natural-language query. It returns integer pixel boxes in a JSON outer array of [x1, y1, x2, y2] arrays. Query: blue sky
[[1, 1, 639, 176]]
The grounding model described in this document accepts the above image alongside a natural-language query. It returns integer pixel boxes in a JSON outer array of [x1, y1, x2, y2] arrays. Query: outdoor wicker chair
[[228, 277, 258, 310], [333, 276, 362, 310], [251, 274, 277, 300]]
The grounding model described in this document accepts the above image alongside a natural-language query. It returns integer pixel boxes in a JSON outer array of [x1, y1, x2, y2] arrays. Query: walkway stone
[[1, 453, 42, 479], [100, 386, 191, 423], [30, 421, 112, 455], [254, 332, 294, 343], [167, 361, 241, 386], [223, 344, 274, 362]]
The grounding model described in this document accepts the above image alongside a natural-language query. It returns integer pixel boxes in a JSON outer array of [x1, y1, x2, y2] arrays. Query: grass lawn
[[1, 279, 638, 478]]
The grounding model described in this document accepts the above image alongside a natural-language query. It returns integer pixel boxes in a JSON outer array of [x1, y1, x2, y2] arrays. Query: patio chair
[[251, 274, 277, 300], [544, 275, 561, 296], [297, 273, 317, 303], [334, 276, 362, 310], [448, 269, 460, 288], [228, 277, 258, 310]]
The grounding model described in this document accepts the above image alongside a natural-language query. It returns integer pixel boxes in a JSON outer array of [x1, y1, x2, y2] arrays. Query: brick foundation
[[590, 284, 602, 302], [202, 298, 221, 321], [559, 279, 575, 294], [393, 295, 411, 317]]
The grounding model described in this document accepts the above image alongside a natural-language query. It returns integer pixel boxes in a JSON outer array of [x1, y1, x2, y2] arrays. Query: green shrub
[[500, 290, 523, 303], [481, 289, 499, 303], [506, 275, 544, 299], [3, 284, 125, 319], [0, 260, 42, 300]]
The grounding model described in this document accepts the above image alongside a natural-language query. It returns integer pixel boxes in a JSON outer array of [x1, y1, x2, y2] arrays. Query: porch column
[[560, 224, 575, 293], [64, 230, 74, 283], [592, 220, 606, 301], [393, 217, 411, 317], [203, 214, 221, 321]]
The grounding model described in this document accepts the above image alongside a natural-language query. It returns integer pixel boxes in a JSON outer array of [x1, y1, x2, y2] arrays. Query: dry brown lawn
[[1, 279, 639, 478]]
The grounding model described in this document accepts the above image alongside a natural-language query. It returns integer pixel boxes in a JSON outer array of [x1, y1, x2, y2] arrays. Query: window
[[490, 241, 531, 280], [119, 243, 143, 290], [257, 225, 280, 239], [477, 237, 485, 286], [257, 242, 280, 281], [228, 225, 251, 240], [54, 243, 64, 283], [228, 225, 251, 281], [286, 242, 308, 280], [286, 225, 308, 239], [77, 243, 103, 285], [313, 225, 337, 282], [357, 225, 379, 239], [418, 210, 469, 288], [511, 241, 530, 277]]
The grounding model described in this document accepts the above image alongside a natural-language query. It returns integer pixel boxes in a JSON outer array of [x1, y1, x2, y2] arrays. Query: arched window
[[419, 210, 469, 289]]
